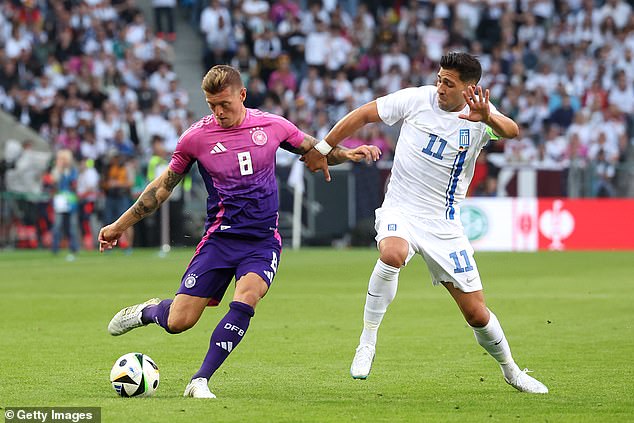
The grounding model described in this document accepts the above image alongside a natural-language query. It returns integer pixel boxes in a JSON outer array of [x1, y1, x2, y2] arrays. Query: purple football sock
[[141, 299, 176, 334], [192, 301, 255, 380]]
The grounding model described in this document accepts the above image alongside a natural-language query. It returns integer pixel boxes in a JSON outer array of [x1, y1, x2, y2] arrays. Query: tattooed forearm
[[286, 134, 351, 165], [281, 135, 318, 155], [112, 168, 184, 230], [131, 186, 160, 219], [162, 169, 185, 191], [130, 170, 183, 220], [326, 145, 350, 165]]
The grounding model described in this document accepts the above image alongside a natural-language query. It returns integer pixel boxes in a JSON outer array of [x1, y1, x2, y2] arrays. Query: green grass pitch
[[0, 248, 633, 422]]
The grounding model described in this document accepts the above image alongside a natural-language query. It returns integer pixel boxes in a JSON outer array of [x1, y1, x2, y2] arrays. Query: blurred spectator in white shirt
[[608, 71, 634, 116], [304, 19, 329, 70], [148, 63, 176, 92], [598, 0, 632, 29], [380, 42, 410, 76], [505, 134, 538, 165], [325, 25, 352, 73], [587, 130, 620, 163]]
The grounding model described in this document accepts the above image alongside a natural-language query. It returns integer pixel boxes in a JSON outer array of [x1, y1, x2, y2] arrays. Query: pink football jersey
[[170, 109, 305, 238]]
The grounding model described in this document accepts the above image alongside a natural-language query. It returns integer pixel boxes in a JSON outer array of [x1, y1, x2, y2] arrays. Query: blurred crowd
[[189, 0, 634, 197], [1, 0, 634, 253], [0, 0, 194, 253]]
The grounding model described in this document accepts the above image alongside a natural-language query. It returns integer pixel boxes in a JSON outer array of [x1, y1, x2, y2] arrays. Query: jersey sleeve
[[276, 115, 305, 148], [376, 87, 422, 126], [482, 102, 503, 142], [168, 127, 197, 175]]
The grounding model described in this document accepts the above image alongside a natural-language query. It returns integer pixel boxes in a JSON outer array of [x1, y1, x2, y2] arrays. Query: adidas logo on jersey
[[216, 341, 233, 352], [263, 270, 274, 281], [210, 142, 227, 154]]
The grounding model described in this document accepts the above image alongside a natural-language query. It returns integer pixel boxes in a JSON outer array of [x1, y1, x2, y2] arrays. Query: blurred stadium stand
[[1, 0, 633, 249]]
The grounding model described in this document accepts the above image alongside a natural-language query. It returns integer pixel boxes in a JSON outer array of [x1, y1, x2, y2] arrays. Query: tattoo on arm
[[131, 170, 184, 220], [281, 135, 318, 155], [162, 169, 185, 191], [326, 145, 350, 165], [282, 134, 351, 165], [132, 186, 159, 219]]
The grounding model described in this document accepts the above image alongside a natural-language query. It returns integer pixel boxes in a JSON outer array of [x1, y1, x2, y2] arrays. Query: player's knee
[[465, 307, 489, 328], [233, 291, 261, 308], [167, 314, 196, 333], [379, 250, 406, 268]]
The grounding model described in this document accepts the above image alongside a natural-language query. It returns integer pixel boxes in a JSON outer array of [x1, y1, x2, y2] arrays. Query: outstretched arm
[[459, 85, 519, 139], [322, 101, 382, 147], [301, 101, 382, 180], [282, 134, 381, 181], [98, 168, 185, 251]]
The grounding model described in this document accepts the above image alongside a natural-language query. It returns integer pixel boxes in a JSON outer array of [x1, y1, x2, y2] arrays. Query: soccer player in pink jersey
[[98, 65, 381, 398]]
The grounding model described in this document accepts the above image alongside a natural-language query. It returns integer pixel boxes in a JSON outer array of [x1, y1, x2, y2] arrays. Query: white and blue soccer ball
[[110, 353, 160, 397]]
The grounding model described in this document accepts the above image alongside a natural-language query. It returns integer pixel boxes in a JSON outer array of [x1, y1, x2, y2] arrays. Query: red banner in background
[[537, 199, 634, 250]]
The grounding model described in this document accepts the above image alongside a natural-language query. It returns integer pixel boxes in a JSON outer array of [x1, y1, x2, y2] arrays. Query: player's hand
[[98, 224, 123, 252], [346, 145, 382, 164], [459, 85, 491, 123], [300, 148, 331, 182]]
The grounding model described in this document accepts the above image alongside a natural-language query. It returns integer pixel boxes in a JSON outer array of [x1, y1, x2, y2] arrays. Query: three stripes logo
[[210, 142, 227, 154], [216, 341, 233, 352], [263, 270, 274, 282]]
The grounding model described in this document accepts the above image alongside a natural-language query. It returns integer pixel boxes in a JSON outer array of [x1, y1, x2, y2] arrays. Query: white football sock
[[359, 259, 400, 347], [471, 309, 520, 380]]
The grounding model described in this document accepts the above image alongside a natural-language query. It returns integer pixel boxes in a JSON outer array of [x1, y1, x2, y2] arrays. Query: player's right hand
[[98, 224, 122, 252], [300, 148, 331, 182]]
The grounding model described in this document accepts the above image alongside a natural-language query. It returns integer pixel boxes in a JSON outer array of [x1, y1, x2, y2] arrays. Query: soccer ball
[[110, 353, 160, 397]]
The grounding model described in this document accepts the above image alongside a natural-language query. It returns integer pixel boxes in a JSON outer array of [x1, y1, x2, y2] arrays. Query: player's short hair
[[440, 52, 482, 84], [201, 65, 243, 94]]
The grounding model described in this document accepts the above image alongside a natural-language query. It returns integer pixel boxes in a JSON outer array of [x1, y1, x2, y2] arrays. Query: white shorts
[[374, 207, 483, 293]]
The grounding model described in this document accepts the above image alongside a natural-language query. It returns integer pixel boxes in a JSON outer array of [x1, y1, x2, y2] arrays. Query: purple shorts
[[176, 234, 282, 306]]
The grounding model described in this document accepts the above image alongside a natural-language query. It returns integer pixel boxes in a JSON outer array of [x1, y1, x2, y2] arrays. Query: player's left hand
[[301, 148, 331, 182], [98, 224, 122, 252], [346, 145, 382, 164], [459, 85, 491, 123]]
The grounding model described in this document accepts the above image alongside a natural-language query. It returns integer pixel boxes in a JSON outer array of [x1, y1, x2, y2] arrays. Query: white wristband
[[314, 139, 333, 155]]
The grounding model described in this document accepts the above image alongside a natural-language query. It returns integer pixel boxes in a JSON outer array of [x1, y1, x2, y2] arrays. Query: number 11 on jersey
[[422, 134, 447, 160]]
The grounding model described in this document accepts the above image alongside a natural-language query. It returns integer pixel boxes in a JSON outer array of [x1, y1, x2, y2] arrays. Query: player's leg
[[107, 293, 209, 336], [442, 283, 548, 394], [151, 293, 211, 333], [351, 209, 414, 379], [189, 273, 267, 380], [109, 236, 232, 336], [442, 283, 516, 372], [359, 237, 407, 346], [420, 223, 547, 393], [185, 237, 280, 398]]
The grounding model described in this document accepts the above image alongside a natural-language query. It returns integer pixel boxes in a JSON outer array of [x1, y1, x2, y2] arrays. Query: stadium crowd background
[[0, 0, 633, 253]]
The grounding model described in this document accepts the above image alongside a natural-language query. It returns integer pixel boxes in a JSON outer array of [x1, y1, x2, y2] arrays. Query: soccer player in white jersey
[[302, 52, 548, 394]]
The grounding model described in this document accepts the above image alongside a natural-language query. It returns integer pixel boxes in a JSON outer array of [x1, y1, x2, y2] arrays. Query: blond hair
[[201, 65, 243, 94]]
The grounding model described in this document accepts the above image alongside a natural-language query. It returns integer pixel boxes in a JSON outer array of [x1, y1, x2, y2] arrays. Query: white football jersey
[[377, 85, 500, 222]]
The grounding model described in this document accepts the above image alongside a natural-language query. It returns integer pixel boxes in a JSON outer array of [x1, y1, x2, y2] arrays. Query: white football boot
[[184, 378, 216, 398], [108, 298, 161, 336], [350, 344, 376, 379], [505, 368, 549, 394]]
